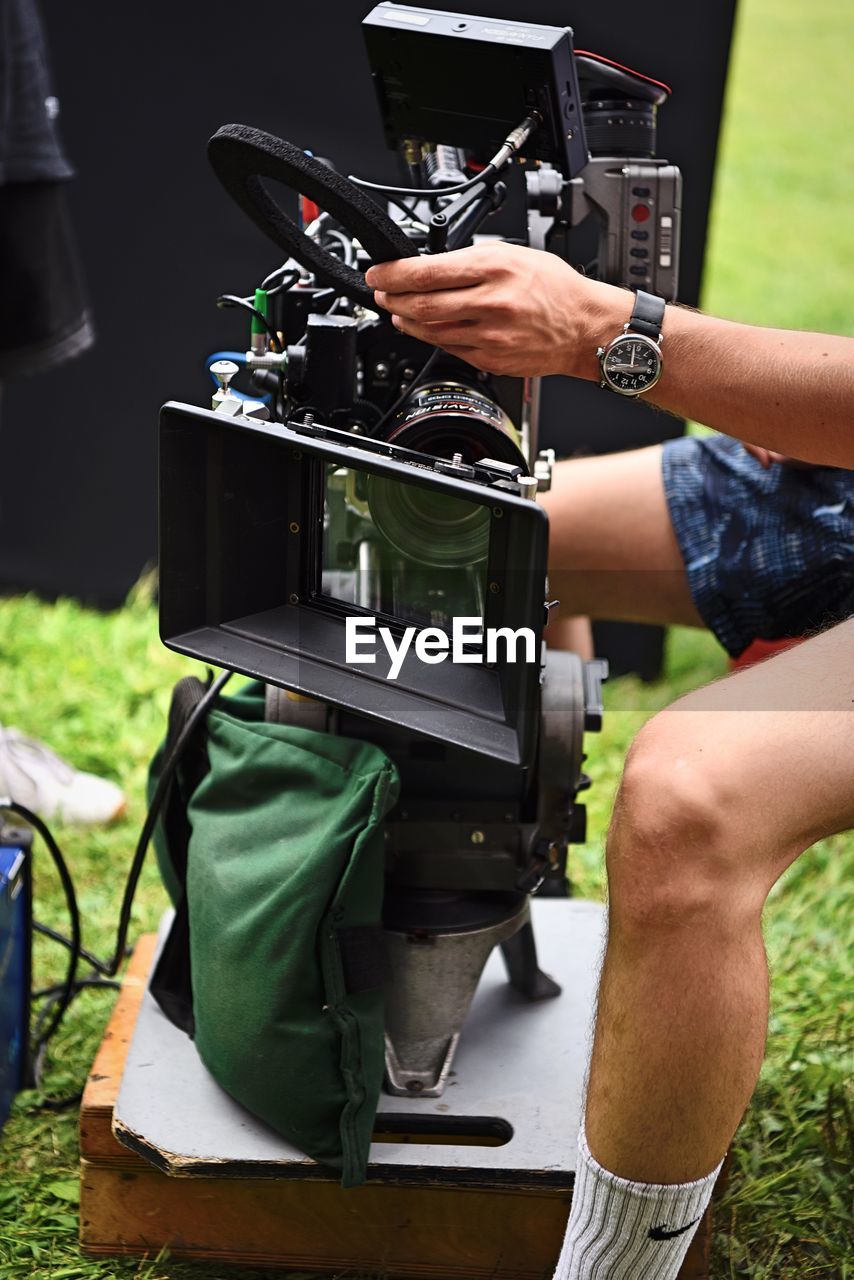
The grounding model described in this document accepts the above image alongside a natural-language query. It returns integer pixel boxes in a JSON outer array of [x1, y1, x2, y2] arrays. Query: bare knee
[[607, 715, 788, 934]]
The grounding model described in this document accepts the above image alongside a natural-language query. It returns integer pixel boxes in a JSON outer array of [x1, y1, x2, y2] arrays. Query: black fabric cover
[[0, 180, 93, 377], [0, 0, 72, 184], [0, 0, 93, 377], [208, 123, 417, 307]]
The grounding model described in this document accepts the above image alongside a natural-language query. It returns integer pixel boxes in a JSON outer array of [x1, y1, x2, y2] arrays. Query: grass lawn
[[1, 0, 852, 1275]]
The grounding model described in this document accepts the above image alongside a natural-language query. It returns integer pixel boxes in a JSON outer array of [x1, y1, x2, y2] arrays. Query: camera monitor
[[362, 3, 589, 178], [159, 403, 549, 768]]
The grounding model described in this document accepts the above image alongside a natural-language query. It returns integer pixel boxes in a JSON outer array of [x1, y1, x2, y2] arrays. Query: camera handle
[[427, 177, 507, 254], [425, 112, 540, 254], [207, 124, 418, 309]]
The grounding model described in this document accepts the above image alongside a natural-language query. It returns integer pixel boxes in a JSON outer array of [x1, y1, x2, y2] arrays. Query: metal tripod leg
[[501, 919, 561, 1001]]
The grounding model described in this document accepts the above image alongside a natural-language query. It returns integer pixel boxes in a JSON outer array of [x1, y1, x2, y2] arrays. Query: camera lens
[[383, 381, 526, 470], [368, 381, 527, 568], [367, 473, 489, 568]]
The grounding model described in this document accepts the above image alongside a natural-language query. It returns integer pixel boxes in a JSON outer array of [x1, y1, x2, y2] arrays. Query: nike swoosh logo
[[648, 1216, 701, 1241]]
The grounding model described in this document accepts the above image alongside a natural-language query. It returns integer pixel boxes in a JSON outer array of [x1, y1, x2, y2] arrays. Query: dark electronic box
[[0, 823, 32, 1133]]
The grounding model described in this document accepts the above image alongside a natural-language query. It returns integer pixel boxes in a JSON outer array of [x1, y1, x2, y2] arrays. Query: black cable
[[29, 976, 120, 1110], [350, 166, 492, 200], [33, 920, 114, 976], [39, 664, 232, 984], [1, 801, 81, 1050], [31, 978, 118, 1041], [261, 262, 300, 292], [32, 976, 120, 1001], [383, 193, 429, 226], [38, 1089, 84, 1112], [13, 666, 233, 1110], [216, 295, 282, 352], [24, 667, 232, 1108], [323, 228, 355, 267], [265, 274, 300, 300], [100, 668, 234, 978], [371, 348, 441, 438], [351, 113, 539, 203], [0, 805, 118, 1104]]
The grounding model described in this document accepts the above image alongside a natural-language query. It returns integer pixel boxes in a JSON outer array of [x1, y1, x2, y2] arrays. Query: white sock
[[554, 1125, 723, 1280]]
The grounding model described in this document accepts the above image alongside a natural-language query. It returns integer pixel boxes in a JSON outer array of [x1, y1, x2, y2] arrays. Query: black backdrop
[[0, 0, 737, 663]]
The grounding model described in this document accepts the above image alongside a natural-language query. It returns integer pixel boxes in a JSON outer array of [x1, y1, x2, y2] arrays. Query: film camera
[[158, 3, 681, 1097]]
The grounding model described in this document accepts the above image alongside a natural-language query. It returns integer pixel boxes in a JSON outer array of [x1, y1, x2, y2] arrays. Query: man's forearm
[[366, 246, 854, 470], [577, 284, 854, 468]]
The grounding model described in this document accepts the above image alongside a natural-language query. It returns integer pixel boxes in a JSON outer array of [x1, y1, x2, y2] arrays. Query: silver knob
[[210, 359, 240, 395]]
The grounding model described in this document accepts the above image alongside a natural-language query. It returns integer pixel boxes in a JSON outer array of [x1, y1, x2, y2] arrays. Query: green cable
[[251, 287, 269, 339]]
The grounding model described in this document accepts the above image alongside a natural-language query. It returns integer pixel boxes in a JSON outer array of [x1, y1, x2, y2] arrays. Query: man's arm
[[365, 245, 854, 470]]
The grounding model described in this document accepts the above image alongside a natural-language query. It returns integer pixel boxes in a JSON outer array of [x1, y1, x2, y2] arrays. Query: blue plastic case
[[0, 826, 31, 1132]]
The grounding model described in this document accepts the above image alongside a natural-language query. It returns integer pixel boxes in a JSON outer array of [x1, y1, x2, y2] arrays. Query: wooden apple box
[[79, 911, 714, 1278]]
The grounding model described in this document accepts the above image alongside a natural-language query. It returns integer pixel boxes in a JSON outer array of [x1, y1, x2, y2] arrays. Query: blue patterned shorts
[[661, 436, 854, 657]]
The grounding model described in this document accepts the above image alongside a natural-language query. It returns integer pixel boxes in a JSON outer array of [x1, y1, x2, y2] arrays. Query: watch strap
[[628, 289, 665, 340]]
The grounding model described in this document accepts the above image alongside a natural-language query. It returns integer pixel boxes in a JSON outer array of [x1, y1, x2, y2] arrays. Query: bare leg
[[542, 446, 704, 630], [586, 619, 854, 1182], [552, 615, 594, 658]]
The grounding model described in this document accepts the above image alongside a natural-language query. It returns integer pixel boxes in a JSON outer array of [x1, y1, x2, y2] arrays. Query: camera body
[[158, 3, 682, 1096], [528, 51, 681, 297]]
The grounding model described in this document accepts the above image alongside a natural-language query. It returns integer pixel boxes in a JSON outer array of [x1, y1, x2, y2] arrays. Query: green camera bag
[[149, 679, 399, 1187]]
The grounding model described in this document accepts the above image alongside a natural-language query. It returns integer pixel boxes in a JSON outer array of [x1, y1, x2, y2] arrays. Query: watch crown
[[596, 346, 605, 358]]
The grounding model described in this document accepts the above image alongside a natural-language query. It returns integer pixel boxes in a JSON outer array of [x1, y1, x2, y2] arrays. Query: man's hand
[[365, 243, 629, 380], [366, 242, 854, 469]]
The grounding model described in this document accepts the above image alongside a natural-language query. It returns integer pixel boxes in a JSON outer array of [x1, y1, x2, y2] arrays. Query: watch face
[[601, 334, 662, 395]]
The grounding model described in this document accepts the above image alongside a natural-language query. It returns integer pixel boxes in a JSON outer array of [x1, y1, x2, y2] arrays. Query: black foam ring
[[208, 124, 417, 308]]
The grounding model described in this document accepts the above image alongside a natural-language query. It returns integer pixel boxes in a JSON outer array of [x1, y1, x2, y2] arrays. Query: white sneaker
[[0, 724, 126, 826]]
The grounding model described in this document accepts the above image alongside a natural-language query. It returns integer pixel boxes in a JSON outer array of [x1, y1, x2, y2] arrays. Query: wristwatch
[[597, 290, 666, 396]]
